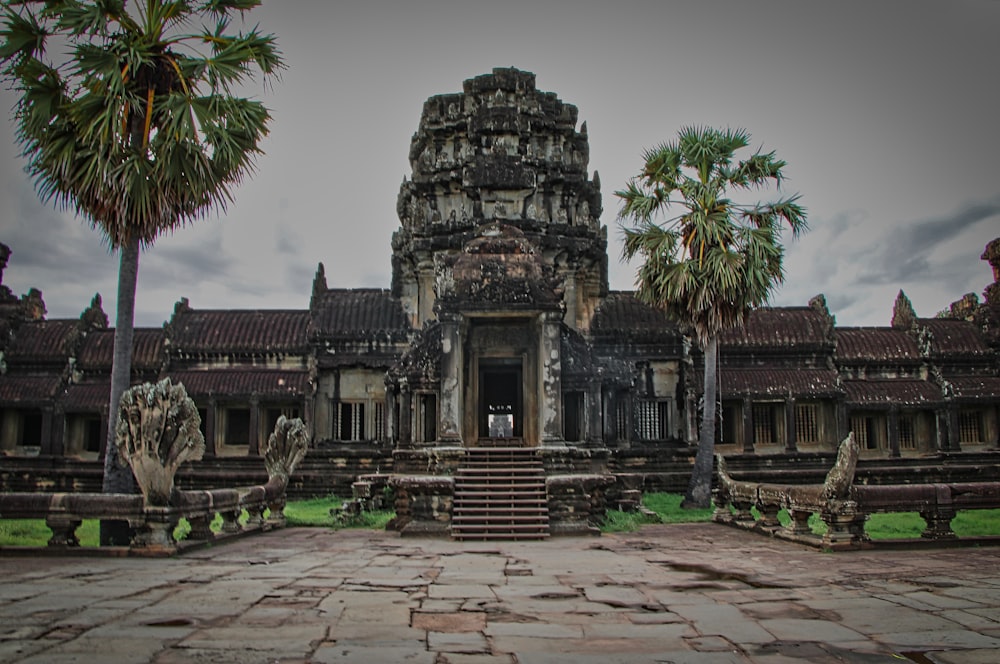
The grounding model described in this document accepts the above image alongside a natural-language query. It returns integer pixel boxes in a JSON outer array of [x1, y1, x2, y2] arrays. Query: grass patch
[[0, 519, 100, 547], [601, 492, 714, 533]]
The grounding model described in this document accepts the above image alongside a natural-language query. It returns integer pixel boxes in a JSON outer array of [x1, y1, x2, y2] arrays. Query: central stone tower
[[391, 67, 608, 332], [388, 68, 611, 452]]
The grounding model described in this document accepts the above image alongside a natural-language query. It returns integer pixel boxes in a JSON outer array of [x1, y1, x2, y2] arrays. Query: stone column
[[38, 406, 53, 455], [438, 313, 462, 444], [887, 407, 901, 458], [742, 397, 755, 454], [539, 311, 563, 445], [784, 399, 797, 453], [586, 378, 603, 446], [46, 406, 65, 456], [946, 405, 961, 452], [602, 387, 616, 446], [204, 398, 217, 457], [398, 382, 413, 447], [248, 396, 260, 457]]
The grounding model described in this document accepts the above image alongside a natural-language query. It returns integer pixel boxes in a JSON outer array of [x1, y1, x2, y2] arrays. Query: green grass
[[601, 492, 715, 533], [4, 496, 999, 545]]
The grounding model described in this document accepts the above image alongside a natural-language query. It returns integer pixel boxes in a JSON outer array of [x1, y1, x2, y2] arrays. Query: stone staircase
[[451, 447, 550, 540]]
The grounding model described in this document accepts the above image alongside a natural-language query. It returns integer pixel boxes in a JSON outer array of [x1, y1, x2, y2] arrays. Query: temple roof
[[0, 375, 63, 403], [169, 309, 310, 355], [309, 289, 410, 340], [590, 291, 680, 338], [168, 370, 309, 398], [76, 328, 164, 372], [60, 381, 112, 411], [710, 368, 842, 398], [842, 379, 943, 406], [918, 318, 990, 357], [834, 327, 921, 363], [4, 320, 77, 364], [945, 375, 1000, 401], [718, 307, 833, 349]]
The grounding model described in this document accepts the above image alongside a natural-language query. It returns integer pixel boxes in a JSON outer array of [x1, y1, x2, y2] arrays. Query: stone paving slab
[[0, 523, 999, 663]]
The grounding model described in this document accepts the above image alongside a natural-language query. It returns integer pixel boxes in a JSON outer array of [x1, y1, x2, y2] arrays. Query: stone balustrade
[[0, 380, 309, 556], [713, 433, 1000, 549]]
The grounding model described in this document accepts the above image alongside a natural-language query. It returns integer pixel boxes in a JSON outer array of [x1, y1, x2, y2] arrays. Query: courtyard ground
[[1, 523, 998, 663]]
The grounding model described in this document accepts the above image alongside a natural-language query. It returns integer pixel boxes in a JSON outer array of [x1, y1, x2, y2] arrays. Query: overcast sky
[[2, 0, 998, 329]]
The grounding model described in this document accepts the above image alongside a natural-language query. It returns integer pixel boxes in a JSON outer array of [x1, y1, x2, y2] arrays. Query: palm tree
[[617, 126, 806, 508], [0, 0, 284, 543]]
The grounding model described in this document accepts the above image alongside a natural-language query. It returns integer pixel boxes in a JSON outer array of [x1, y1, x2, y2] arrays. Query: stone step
[[452, 447, 550, 541]]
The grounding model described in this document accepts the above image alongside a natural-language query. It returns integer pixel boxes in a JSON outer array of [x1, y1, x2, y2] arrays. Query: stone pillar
[[248, 396, 261, 456], [539, 311, 563, 445], [603, 387, 616, 446], [47, 406, 65, 456], [836, 401, 849, 446], [438, 313, 462, 444], [563, 271, 578, 331], [398, 382, 413, 447], [742, 397, 754, 454], [887, 407, 901, 458], [946, 405, 961, 452], [586, 378, 602, 446], [784, 399, 797, 453], [204, 398, 217, 457], [40, 407, 54, 455]]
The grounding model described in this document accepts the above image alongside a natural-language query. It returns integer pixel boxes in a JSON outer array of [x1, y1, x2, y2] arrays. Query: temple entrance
[[478, 359, 523, 441]]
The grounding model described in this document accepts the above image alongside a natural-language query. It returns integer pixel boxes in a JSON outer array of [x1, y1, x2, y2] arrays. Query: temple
[[1, 69, 998, 511]]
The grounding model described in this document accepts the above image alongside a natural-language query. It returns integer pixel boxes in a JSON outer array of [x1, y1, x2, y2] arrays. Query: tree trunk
[[99, 235, 140, 546], [683, 335, 718, 508]]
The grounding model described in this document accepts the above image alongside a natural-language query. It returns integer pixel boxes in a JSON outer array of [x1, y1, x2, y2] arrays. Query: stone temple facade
[[1, 69, 999, 498]]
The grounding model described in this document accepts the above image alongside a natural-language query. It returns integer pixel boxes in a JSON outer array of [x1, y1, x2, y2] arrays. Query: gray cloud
[[860, 198, 1000, 286]]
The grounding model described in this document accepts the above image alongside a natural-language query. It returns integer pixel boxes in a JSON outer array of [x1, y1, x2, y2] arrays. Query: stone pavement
[[1, 524, 999, 663]]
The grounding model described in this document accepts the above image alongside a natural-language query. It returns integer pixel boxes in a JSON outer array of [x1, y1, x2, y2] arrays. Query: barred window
[[373, 401, 385, 441], [959, 410, 984, 444], [719, 401, 743, 446], [796, 403, 819, 444], [636, 399, 671, 441], [898, 414, 916, 450], [752, 403, 783, 445], [616, 398, 629, 442], [336, 402, 366, 441], [335, 400, 385, 442], [851, 414, 884, 450]]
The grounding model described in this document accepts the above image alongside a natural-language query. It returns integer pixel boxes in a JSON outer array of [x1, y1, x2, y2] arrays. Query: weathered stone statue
[[114, 378, 205, 506], [264, 415, 310, 490], [262, 415, 310, 524]]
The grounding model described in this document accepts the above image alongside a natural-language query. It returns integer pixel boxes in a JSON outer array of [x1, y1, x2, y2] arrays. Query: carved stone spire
[[79, 293, 109, 331], [891, 290, 917, 329]]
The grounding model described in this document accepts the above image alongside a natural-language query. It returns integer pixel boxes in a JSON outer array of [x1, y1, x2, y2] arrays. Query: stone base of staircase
[[451, 447, 550, 541]]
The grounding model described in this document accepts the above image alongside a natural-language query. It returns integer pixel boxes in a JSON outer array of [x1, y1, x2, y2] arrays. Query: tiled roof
[[309, 289, 410, 339], [167, 370, 309, 398], [0, 375, 63, 403], [719, 307, 832, 349], [170, 309, 309, 355], [945, 375, 1000, 400], [834, 327, 920, 363], [695, 368, 841, 398], [76, 328, 164, 371], [60, 381, 111, 411], [843, 379, 943, 406], [589, 291, 680, 337], [919, 319, 989, 357], [5, 320, 77, 363]]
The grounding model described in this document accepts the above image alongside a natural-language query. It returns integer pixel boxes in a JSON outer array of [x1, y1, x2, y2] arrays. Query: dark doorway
[[479, 361, 522, 439]]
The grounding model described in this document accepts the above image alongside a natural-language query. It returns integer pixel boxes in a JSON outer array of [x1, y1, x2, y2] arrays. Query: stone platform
[[1, 524, 999, 663]]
